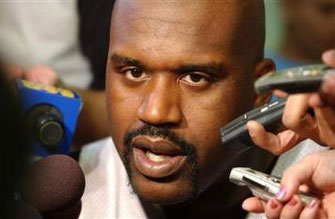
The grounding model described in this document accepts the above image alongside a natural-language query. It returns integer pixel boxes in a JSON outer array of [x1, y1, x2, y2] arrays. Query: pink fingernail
[[276, 187, 286, 201], [307, 199, 318, 208], [270, 199, 278, 209], [288, 197, 298, 206]]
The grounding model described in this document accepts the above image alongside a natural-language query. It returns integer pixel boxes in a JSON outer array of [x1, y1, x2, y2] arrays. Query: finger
[[298, 184, 310, 194], [321, 191, 335, 218], [299, 199, 320, 219], [310, 77, 335, 108], [276, 155, 316, 202], [247, 121, 300, 155], [264, 198, 283, 219], [319, 76, 335, 107], [322, 49, 335, 68], [26, 65, 58, 86], [309, 93, 323, 108], [280, 195, 303, 219], [242, 197, 266, 213], [314, 107, 335, 147], [282, 94, 318, 139], [247, 120, 281, 154]]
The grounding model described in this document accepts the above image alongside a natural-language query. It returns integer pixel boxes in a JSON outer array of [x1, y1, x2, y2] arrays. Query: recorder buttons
[[271, 177, 281, 184]]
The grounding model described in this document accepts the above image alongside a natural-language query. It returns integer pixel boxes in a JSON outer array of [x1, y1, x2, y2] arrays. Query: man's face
[[106, 1, 260, 204], [284, 0, 335, 59]]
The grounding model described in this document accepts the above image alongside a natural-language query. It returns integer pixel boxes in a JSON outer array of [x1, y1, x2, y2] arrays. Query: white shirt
[[79, 138, 326, 219], [79, 138, 150, 219], [0, 0, 91, 88]]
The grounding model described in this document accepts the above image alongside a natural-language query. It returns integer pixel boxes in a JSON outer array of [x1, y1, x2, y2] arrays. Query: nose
[[137, 76, 183, 126]]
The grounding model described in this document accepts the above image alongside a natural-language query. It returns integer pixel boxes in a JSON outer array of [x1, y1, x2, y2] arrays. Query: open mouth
[[144, 149, 177, 162], [132, 136, 187, 178]]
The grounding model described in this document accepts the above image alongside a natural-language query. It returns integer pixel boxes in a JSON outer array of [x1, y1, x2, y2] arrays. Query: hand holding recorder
[[247, 49, 335, 154], [242, 150, 335, 219], [241, 50, 335, 218]]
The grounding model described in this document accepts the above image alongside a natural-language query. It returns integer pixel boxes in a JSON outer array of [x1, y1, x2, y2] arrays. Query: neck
[[279, 34, 321, 64]]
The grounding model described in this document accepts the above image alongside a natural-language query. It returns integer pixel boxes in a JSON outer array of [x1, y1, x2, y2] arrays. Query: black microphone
[[20, 155, 85, 219]]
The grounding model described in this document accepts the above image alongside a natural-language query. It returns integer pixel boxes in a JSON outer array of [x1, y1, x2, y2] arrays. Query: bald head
[[111, 0, 265, 64]]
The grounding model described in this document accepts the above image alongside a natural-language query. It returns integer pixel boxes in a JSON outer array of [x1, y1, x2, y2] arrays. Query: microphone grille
[[21, 155, 85, 213]]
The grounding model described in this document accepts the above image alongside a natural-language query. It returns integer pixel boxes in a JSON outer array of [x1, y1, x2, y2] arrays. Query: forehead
[[110, 0, 245, 65]]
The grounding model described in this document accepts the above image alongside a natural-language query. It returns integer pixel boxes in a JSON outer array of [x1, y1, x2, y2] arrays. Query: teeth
[[146, 151, 170, 162]]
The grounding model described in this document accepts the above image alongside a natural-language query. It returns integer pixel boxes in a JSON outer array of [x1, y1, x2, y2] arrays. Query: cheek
[[180, 82, 254, 183], [182, 81, 253, 142], [106, 75, 142, 153]]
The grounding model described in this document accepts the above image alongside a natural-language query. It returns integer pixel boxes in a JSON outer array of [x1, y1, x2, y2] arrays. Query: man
[[79, 0, 277, 218]]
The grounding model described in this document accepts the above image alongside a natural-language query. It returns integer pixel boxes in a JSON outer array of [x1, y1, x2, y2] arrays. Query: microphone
[[20, 155, 85, 219], [16, 80, 82, 156]]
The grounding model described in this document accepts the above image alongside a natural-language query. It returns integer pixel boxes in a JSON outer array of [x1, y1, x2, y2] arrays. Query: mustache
[[123, 124, 199, 199], [123, 124, 196, 160]]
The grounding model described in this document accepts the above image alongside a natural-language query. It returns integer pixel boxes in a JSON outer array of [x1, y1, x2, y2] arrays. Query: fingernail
[[307, 199, 318, 208], [241, 200, 247, 210], [276, 187, 287, 201], [248, 129, 256, 137], [288, 197, 298, 206], [270, 199, 278, 209], [247, 122, 256, 137]]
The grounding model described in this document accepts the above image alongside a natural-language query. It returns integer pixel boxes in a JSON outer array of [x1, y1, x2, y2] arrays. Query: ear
[[254, 58, 276, 107]]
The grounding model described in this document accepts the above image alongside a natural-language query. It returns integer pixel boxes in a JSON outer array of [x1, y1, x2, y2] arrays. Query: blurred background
[[264, 0, 335, 69], [265, 0, 284, 51]]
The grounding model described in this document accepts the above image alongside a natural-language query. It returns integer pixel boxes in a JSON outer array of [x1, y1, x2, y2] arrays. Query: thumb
[[242, 197, 266, 213], [26, 65, 58, 86], [247, 120, 300, 155], [275, 155, 317, 203]]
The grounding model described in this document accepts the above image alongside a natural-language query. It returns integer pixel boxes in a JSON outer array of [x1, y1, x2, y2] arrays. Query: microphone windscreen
[[21, 155, 85, 214]]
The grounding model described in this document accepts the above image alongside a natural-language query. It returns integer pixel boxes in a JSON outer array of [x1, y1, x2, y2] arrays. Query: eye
[[123, 67, 149, 81], [180, 73, 210, 86]]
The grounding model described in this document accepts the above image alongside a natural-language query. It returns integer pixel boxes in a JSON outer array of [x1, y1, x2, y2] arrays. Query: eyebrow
[[110, 53, 225, 76], [110, 54, 144, 69], [175, 63, 225, 76]]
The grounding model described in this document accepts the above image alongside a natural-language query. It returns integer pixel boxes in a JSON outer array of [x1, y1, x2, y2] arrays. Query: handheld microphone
[[20, 155, 85, 219], [16, 80, 82, 156]]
